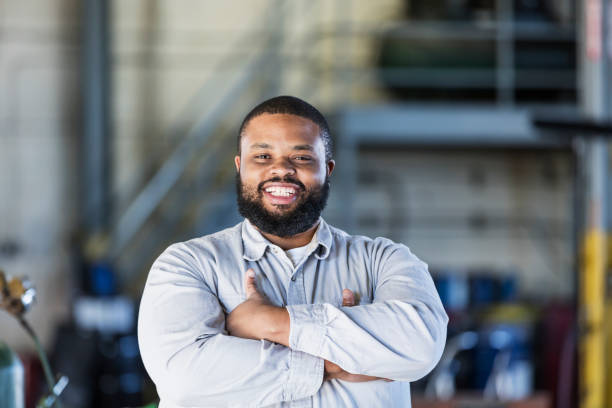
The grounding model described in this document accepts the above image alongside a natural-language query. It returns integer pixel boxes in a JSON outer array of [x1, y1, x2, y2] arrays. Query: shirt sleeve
[[286, 239, 448, 382], [138, 243, 324, 407]]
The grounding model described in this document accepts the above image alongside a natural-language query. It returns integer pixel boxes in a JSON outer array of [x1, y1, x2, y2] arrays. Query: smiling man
[[138, 96, 448, 408]]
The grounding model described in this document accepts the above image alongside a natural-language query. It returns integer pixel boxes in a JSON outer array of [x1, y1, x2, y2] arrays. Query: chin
[[266, 202, 295, 212]]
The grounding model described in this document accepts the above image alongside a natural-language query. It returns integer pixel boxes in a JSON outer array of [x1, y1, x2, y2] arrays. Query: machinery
[[0, 269, 68, 408]]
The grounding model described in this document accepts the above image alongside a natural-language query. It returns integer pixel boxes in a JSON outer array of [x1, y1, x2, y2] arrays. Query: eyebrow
[[292, 144, 314, 151], [249, 143, 314, 151], [250, 143, 271, 149]]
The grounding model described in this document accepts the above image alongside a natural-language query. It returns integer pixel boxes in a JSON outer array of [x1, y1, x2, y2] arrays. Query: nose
[[269, 157, 296, 178]]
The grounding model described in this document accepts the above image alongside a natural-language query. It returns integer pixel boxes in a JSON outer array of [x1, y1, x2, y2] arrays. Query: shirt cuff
[[284, 349, 324, 401], [286, 303, 327, 356]]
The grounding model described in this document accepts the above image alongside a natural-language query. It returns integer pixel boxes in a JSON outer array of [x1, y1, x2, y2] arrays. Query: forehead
[[241, 113, 323, 151]]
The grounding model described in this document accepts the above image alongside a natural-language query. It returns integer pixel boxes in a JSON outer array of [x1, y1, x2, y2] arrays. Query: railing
[[104, 0, 291, 285], [102, 0, 578, 288], [106, 50, 275, 262]]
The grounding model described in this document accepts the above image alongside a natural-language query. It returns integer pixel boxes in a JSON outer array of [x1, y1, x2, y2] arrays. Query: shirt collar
[[241, 217, 332, 261]]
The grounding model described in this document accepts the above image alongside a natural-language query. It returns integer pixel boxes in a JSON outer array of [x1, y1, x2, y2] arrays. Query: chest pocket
[[215, 267, 287, 314]]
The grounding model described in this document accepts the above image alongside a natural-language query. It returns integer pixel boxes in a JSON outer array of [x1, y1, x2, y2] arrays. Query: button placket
[[288, 266, 305, 305], [269, 245, 296, 278]]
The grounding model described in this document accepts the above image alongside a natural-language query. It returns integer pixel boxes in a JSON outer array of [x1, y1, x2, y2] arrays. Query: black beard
[[236, 173, 330, 238]]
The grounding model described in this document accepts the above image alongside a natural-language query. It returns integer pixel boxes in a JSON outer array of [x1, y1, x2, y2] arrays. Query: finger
[[324, 360, 342, 374], [244, 269, 258, 299], [342, 289, 355, 306], [342, 373, 389, 383]]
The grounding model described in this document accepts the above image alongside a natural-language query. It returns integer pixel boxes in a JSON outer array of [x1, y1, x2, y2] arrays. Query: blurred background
[[0, 0, 611, 407]]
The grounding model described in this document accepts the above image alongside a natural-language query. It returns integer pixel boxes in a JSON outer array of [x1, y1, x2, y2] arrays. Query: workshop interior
[[1, 0, 611, 407]]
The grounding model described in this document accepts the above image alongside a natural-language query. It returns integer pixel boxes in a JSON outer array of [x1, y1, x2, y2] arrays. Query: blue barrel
[[0, 341, 24, 408]]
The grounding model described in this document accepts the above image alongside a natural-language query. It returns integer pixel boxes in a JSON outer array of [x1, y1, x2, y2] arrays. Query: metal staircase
[[101, 1, 291, 293]]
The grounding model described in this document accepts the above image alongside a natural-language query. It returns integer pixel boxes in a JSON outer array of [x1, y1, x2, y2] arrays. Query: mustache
[[257, 176, 306, 192]]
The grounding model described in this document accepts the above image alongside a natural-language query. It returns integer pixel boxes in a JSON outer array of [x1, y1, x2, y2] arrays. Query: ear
[[326, 160, 335, 177], [234, 155, 241, 172]]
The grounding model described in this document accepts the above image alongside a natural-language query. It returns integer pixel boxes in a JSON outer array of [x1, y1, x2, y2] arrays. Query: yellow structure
[[580, 229, 605, 408]]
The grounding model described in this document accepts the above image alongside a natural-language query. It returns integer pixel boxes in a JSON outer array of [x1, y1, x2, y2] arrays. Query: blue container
[[470, 276, 497, 306], [0, 341, 24, 408], [435, 273, 469, 312]]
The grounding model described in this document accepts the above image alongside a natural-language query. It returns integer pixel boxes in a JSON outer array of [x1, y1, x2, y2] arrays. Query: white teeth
[[265, 186, 296, 197]]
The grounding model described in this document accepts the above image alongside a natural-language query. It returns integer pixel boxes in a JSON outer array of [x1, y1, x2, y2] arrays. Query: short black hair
[[237, 95, 333, 161]]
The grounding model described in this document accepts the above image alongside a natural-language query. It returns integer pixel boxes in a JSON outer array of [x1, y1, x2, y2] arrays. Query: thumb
[[244, 268, 258, 299], [342, 289, 355, 307]]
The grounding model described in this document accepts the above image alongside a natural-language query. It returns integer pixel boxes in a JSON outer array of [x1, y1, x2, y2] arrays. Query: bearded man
[[138, 96, 448, 408]]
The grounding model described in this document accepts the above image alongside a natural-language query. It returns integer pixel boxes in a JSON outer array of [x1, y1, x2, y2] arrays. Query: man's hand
[[323, 289, 392, 383], [226, 269, 290, 346], [227, 271, 391, 383]]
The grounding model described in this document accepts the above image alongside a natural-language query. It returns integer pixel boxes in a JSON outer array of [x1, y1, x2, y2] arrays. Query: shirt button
[[291, 276, 296, 282]]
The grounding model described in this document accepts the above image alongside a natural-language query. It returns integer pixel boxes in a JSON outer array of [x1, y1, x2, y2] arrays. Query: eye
[[254, 154, 271, 160], [294, 156, 313, 161]]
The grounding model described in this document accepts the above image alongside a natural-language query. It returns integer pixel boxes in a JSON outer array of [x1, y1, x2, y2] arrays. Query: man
[[138, 96, 448, 407]]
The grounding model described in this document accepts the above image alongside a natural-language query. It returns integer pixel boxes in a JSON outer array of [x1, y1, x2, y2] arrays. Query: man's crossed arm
[[226, 269, 390, 382], [138, 241, 447, 406]]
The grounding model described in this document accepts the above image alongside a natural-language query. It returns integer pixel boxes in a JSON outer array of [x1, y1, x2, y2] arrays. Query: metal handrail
[[107, 49, 276, 261], [117, 128, 236, 288], [105, 0, 288, 261]]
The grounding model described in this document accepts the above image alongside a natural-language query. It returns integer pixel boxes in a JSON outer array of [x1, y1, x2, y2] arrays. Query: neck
[[256, 220, 320, 250]]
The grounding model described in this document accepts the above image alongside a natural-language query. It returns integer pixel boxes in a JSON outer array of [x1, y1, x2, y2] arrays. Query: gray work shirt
[[138, 218, 448, 408]]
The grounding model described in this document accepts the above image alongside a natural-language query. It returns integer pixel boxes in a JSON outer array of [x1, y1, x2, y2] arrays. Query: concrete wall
[[0, 0, 576, 353], [111, 0, 403, 211], [0, 0, 79, 350], [0, 0, 404, 350]]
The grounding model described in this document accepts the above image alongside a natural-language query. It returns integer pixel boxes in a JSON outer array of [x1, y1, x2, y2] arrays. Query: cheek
[[239, 173, 263, 196], [302, 168, 327, 185], [240, 176, 257, 190], [239, 167, 258, 184]]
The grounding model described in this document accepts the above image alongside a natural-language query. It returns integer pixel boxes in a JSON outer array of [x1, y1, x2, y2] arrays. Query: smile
[[264, 186, 296, 197], [261, 182, 301, 204]]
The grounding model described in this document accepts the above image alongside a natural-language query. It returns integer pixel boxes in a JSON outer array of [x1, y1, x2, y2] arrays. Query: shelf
[[339, 105, 575, 149]]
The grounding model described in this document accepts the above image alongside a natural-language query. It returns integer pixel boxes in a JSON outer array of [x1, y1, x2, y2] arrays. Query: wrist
[[261, 305, 290, 346]]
